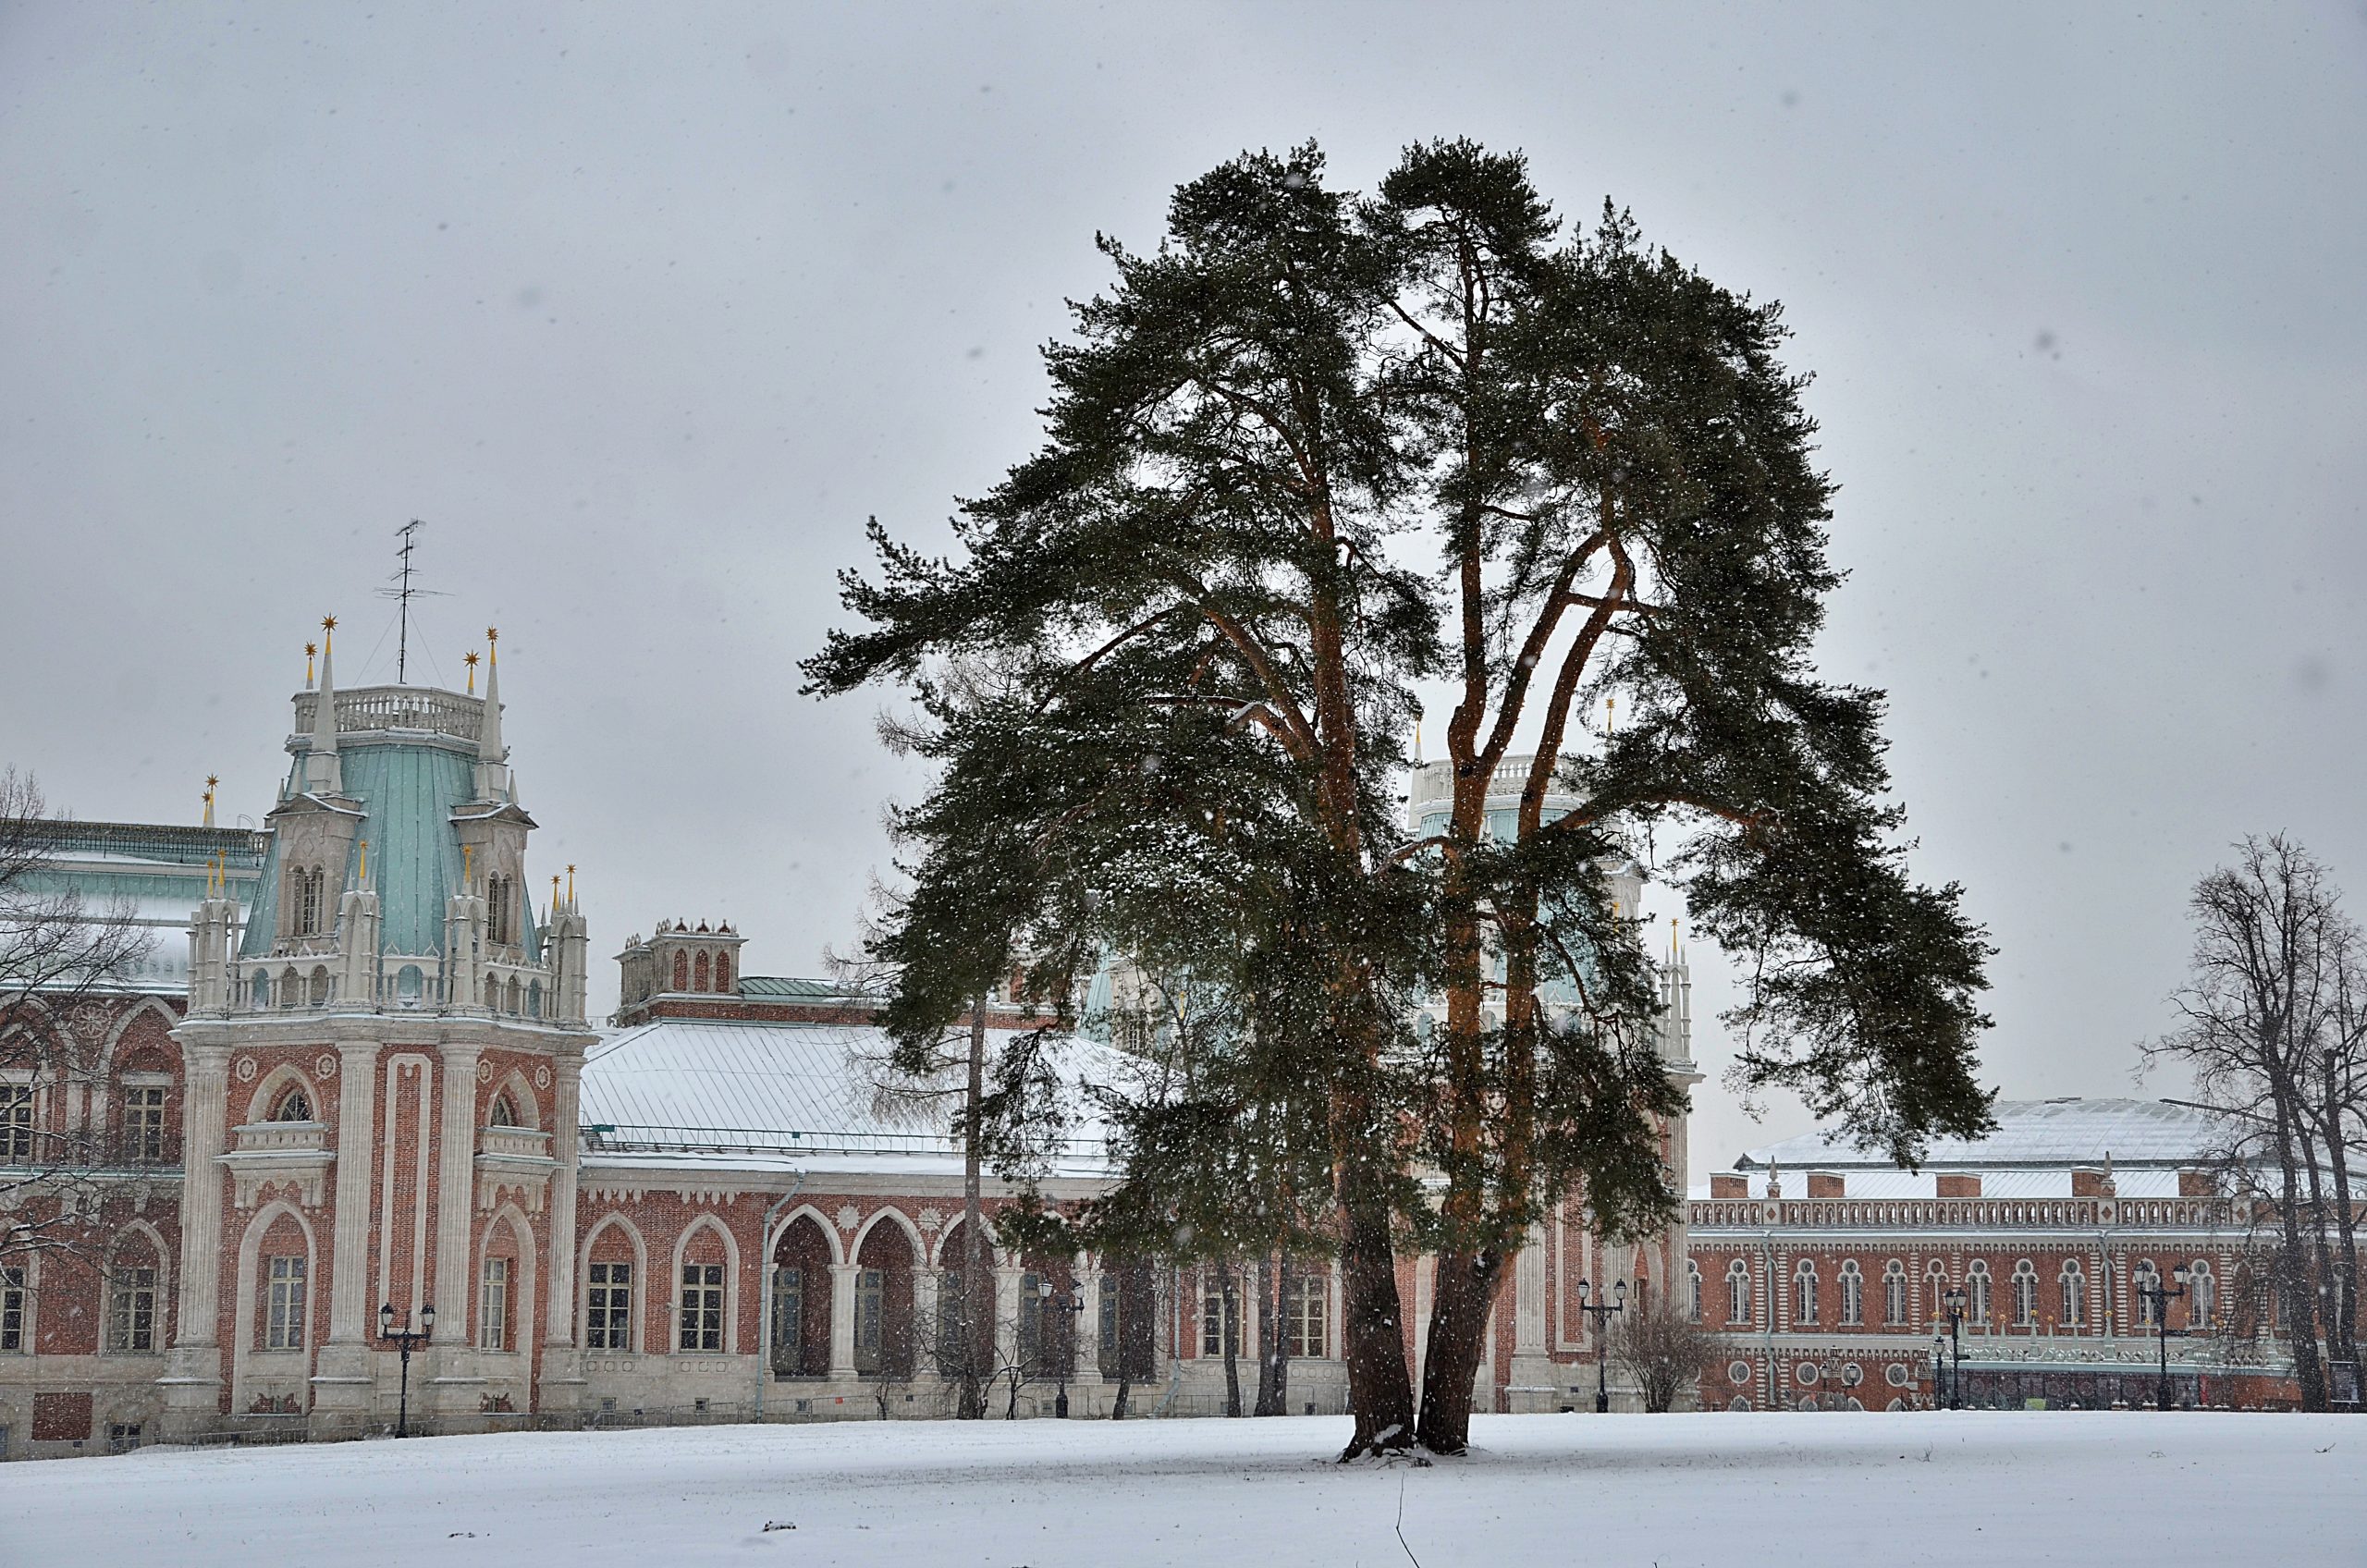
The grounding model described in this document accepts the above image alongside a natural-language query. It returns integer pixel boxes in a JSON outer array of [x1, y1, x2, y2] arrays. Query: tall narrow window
[[1288, 1273, 1328, 1358], [1687, 1261, 1704, 1324], [121, 1085, 166, 1166], [852, 1268, 884, 1372], [479, 1257, 510, 1351], [679, 1263, 724, 1352], [1, 1084, 35, 1164], [2012, 1261, 2039, 1328], [587, 1261, 632, 1352], [2189, 1261, 2214, 1329], [1, 1265, 24, 1351], [769, 1266, 802, 1372], [1965, 1260, 1992, 1326], [109, 1265, 157, 1352], [264, 1255, 307, 1351], [2060, 1260, 2087, 1331], [1883, 1261, 1908, 1326], [1199, 1274, 1241, 1357], [1726, 1260, 1752, 1326], [1838, 1261, 1864, 1326], [1793, 1261, 1819, 1325]]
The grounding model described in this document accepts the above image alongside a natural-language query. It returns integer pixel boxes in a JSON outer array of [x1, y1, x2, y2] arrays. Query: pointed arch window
[[0, 1082, 33, 1165], [1838, 1260, 1864, 1326], [1793, 1260, 1819, 1325], [2188, 1260, 2214, 1329], [2011, 1260, 2039, 1327], [270, 1085, 313, 1123], [1883, 1261, 1908, 1326], [488, 1094, 519, 1128], [1964, 1260, 1992, 1325], [1726, 1259, 1752, 1327], [2060, 1260, 2087, 1331]]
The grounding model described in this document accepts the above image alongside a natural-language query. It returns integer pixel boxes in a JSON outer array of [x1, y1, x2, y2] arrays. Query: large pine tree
[[808, 139, 1993, 1457]]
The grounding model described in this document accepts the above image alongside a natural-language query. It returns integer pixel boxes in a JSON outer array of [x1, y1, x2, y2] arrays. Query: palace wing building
[[1, 630, 1703, 1455]]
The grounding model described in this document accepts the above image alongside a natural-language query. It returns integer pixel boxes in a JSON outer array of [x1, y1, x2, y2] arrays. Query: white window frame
[[586, 1259, 633, 1352], [480, 1257, 511, 1352], [108, 1264, 158, 1353], [679, 1262, 725, 1353], [264, 1254, 307, 1351]]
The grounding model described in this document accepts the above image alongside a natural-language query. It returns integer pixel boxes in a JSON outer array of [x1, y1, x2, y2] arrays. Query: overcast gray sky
[[6, 3, 2365, 1177]]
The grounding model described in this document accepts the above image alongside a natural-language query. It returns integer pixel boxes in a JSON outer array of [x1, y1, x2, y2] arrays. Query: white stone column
[[1073, 1260, 1105, 1396], [828, 1263, 860, 1375], [434, 1045, 482, 1320], [544, 1047, 584, 1346], [914, 1264, 942, 1375], [994, 1264, 1024, 1381], [159, 1040, 229, 1435], [170, 1044, 230, 1347], [326, 1041, 380, 1342]]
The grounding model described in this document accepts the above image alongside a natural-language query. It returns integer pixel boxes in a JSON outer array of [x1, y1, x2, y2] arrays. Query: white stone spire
[[475, 626, 510, 802], [305, 616, 343, 796]]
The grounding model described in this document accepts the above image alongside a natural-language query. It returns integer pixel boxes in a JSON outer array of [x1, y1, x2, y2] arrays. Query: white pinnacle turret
[[305, 617, 343, 796], [475, 627, 510, 802]]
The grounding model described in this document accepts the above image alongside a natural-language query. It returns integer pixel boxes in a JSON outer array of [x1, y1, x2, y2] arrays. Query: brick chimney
[[1807, 1171, 1846, 1199], [1710, 1173, 1748, 1199], [2071, 1168, 2114, 1198], [1935, 1172, 1982, 1199], [2178, 1169, 2215, 1198]]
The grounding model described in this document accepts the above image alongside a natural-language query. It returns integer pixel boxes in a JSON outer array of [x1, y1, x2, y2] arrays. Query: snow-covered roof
[[1734, 1097, 2227, 1173], [577, 1017, 1130, 1176]]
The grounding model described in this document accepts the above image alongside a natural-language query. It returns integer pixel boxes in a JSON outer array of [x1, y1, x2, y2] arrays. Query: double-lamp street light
[[1036, 1278, 1087, 1418], [2133, 1265, 2190, 1413], [378, 1302, 435, 1438], [1574, 1278, 1626, 1414], [1936, 1285, 1966, 1410]]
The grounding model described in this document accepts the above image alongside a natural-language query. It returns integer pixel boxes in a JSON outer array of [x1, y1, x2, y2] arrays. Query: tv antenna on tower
[[381, 520, 448, 684]]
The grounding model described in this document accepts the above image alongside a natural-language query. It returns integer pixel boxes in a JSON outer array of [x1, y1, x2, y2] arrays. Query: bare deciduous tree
[[1608, 1297, 1722, 1413], [2145, 834, 2367, 1409], [0, 769, 157, 1261]]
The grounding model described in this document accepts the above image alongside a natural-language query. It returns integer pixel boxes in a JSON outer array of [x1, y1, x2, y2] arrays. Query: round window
[[1843, 1363, 1864, 1386], [1885, 1363, 1911, 1387], [1727, 1360, 1751, 1385], [1797, 1362, 1820, 1385]]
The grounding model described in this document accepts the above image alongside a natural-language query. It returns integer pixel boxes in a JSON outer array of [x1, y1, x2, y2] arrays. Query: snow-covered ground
[[5, 1412, 2361, 1567]]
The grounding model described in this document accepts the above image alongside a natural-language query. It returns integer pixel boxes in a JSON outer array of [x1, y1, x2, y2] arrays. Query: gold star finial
[[322, 615, 337, 632], [205, 774, 220, 790], [485, 626, 498, 644]]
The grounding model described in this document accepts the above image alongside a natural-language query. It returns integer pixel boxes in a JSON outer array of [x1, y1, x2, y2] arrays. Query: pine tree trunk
[[956, 998, 988, 1421], [1336, 1184, 1414, 1456], [1220, 1260, 1243, 1417], [1252, 1255, 1281, 1415], [1417, 1249, 1505, 1452]]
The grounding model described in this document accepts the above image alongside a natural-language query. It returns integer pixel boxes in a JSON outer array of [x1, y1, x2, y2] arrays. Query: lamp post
[[1575, 1278, 1626, 1414], [1932, 1335, 1949, 1411], [2133, 1266, 2189, 1412], [1037, 1278, 1086, 1418], [1940, 1286, 1967, 1410], [378, 1302, 435, 1438]]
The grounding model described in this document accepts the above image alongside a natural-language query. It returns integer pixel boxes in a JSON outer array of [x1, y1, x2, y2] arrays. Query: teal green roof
[[239, 742, 492, 961]]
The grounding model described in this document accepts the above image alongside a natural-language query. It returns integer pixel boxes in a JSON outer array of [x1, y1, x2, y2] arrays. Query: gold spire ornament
[[485, 626, 498, 669], [305, 643, 317, 688], [359, 839, 369, 885], [566, 864, 576, 904], [462, 842, 474, 890], [464, 649, 480, 694], [202, 776, 218, 828]]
